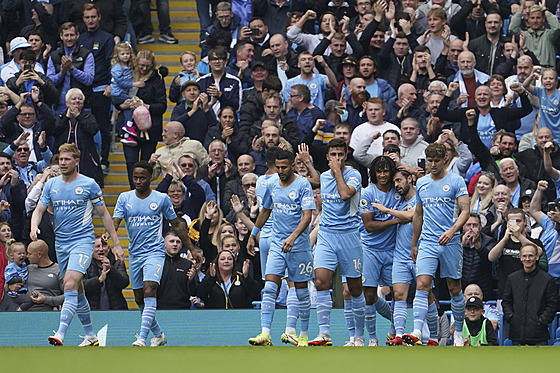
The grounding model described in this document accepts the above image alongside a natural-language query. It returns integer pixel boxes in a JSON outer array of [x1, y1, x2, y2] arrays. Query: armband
[[251, 226, 261, 236]]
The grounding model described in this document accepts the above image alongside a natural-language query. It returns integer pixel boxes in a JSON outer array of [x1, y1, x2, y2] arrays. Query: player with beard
[[248, 150, 315, 346]]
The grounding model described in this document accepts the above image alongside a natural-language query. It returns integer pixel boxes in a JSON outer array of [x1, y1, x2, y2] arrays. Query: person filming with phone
[[5, 49, 58, 108], [488, 207, 548, 306]]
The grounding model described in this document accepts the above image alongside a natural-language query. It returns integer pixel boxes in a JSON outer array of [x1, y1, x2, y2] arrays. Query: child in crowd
[[110, 42, 145, 146], [462, 296, 499, 346], [170, 51, 200, 103], [4, 240, 35, 311], [523, 68, 560, 135]]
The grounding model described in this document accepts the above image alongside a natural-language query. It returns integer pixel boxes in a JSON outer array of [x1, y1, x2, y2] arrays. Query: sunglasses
[[180, 163, 195, 168], [16, 147, 30, 152], [243, 183, 256, 188]]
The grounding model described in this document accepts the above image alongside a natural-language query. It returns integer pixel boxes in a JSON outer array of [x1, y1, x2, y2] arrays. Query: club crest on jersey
[[394, 193, 401, 200], [150, 202, 158, 210], [360, 198, 367, 207], [442, 184, 450, 192], [289, 190, 296, 199], [310, 83, 317, 89], [75, 187, 83, 194]]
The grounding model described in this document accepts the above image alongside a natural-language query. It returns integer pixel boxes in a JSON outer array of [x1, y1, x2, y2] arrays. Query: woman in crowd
[[83, 234, 129, 310], [118, 49, 167, 188], [488, 75, 512, 108], [53, 88, 103, 186], [218, 105, 248, 163], [470, 172, 497, 213], [197, 247, 261, 309], [189, 200, 227, 272]]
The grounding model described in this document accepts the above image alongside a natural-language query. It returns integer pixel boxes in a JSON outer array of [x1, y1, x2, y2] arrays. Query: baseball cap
[[251, 60, 266, 70], [519, 189, 534, 202], [9, 37, 31, 55], [466, 296, 483, 309], [341, 56, 358, 67]]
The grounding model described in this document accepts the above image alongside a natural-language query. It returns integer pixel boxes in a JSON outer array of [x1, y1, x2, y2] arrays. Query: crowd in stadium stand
[[0, 0, 559, 346]]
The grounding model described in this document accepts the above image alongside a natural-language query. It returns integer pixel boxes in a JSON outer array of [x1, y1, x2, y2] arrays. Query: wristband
[[251, 226, 261, 236]]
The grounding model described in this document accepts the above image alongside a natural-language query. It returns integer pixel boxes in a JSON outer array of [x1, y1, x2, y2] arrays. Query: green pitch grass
[[1, 346, 558, 372]]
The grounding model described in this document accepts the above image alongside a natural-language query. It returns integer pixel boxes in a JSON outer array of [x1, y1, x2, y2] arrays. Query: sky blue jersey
[[360, 184, 402, 250], [262, 175, 315, 252], [394, 196, 416, 263], [39, 174, 104, 243], [319, 167, 362, 230], [256, 173, 278, 238], [415, 172, 468, 244], [113, 190, 177, 256]]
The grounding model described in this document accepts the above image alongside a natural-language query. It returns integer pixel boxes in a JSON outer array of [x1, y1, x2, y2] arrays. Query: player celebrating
[[373, 170, 439, 346], [113, 161, 192, 347], [30, 143, 123, 346], [248, 150, 315, 347], [359, 156, 400, 346], [403, 143, 470, 346], [309, 139, 365, 346]]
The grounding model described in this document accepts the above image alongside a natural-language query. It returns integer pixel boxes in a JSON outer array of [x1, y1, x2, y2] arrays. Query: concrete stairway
[[92, 0, 201, 309]]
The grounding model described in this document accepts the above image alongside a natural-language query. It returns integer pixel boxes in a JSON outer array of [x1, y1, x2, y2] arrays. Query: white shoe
[[150, 333, 167, 347], [354, 337, 365, 346], [453, 331, 464, 346], [79, 334, 99, 346], [132, 334, 146, 347], [343, 338, 355, 347], [48, 331, 64, 346], [368, 338, 378, 346]]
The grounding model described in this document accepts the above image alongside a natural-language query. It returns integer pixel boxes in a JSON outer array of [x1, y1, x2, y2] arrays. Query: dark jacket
[[252, 0, 297, 36], [262, 48, 300, 79], [156, 173, 206, 222], [116, 67, 168, 142], [437, 93, 532, 144], [462, 233, 497, 300], [170, 103, 220, 148], [450, 0, 500, 41], [196, 163, 239, 207], [6, 71, 59, 107], [197, 272, 261, 309], [503, 266, 558, 344], [79, 27, 116, 87], [434, 53, 458, 81], [65, 0, 127, 39], [222, 178, 245, 221], [468, 34, 507, 76], [516, 144, 560, 203], [312, 33, 364, 81], [53, 110, 103, 186], [464, 316, 499, 346], [157, 254, 197, 310], [83, 252, 129, 310], [0, 104, 55, 160], [378, 35, 417, 91]]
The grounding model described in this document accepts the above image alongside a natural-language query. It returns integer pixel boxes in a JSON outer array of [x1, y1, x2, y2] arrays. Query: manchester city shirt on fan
[[261, 175, 315, 252], [319, 167, 362, 230], [113, 190, 177, 256], [39, 174, 104, 243], [256, 173, 278, 238], [360, 183, 402, 250], [415, 172, 468, 244], [533, 86, 560, 138]]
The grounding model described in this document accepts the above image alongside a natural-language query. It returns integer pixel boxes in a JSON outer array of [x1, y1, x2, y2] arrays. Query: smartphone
[[548, 202, 556, 211], [24, 64, 31, 72], [251, 28, 259, 36], [418, 159, 426, 170]]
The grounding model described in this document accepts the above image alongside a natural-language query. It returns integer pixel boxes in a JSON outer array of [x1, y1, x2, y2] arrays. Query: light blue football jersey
[[113, 190, 177, 256], [319, 167, 362, 230], [360, 184, 402, 250], [256, 173, 278, 238]]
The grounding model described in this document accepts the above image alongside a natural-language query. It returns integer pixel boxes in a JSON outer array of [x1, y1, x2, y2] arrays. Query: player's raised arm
[[30, 203, 47, 241], [95, 203, 124, 261], [169, 217, 194, 251]]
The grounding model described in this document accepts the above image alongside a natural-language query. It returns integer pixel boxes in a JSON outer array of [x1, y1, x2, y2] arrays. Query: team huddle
[[33, 139, 468, 347], [247, 139, 469, 347]]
